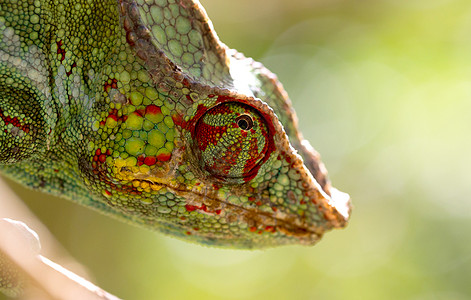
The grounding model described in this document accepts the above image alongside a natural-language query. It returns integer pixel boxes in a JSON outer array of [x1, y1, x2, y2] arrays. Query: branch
[[0, 178, 121, 299]]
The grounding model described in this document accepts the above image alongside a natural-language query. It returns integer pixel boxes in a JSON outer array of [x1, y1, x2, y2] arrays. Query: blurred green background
[[4, 0, 471, 299]]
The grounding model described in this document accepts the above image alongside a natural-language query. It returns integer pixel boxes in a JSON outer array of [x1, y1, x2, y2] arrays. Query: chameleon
[[0, 0, 351, 250]]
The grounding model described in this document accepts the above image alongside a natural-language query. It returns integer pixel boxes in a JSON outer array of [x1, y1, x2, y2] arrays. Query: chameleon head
[[79, 72, 351, 248], [0, 0, 351, 249], [89, 83, 351, 247], [81, 0, 351, 248]]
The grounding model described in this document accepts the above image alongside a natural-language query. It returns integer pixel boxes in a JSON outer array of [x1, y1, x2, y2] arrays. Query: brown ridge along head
[[107, 0, 351, 248]]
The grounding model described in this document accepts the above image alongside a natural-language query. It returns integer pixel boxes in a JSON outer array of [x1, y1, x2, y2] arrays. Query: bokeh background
[[3, 0, 471, 299]]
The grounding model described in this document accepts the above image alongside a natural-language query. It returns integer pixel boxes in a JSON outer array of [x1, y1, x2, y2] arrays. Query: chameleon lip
[[128, 175, 348, 241]]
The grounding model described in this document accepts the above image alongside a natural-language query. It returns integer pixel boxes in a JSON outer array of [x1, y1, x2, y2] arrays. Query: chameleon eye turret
[[0, 0, 351, 249], [194, 102, 270, 182]]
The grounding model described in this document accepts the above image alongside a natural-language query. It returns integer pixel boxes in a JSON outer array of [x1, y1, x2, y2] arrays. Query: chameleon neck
[[44, 1, 123, 152]]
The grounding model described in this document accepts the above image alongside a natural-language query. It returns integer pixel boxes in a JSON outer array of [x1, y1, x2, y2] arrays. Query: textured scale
[[0, 0, 351, 254]]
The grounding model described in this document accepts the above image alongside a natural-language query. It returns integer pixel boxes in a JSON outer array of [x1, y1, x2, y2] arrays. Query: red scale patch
[[196, 121, 229, 152], [103, 79, 118, 93], [144, 156, 157, 166], [66, 61, 77, 76], [145, 104, 161, 115], [56, 40, 66, 61], [156, 152, 171, 162], [0, 108, 30, 133], [99, 108, 126, 126], [185, 204, 221, 215]]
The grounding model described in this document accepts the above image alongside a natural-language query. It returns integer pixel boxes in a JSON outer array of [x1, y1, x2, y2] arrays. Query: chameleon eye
[[195, 102, 269, 180]]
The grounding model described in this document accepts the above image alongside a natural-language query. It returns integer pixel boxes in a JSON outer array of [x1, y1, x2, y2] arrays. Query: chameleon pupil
[[236, 114, 253, 130]]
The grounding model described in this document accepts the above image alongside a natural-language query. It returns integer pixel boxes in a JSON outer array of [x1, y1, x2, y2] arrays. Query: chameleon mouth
[[125, 173, 350, 245], [117, 134, 351, 245], [179, 183, 350, 245]]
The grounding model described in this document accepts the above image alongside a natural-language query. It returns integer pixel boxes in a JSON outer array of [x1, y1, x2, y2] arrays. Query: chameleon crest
[[0, 0, 351, 248]]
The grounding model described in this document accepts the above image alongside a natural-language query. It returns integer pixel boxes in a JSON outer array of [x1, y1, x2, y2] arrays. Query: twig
[[0, 178, 121, 299]]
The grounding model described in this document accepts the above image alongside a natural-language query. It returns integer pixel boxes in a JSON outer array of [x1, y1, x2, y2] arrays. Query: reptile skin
[[0, 0, 351, 249]]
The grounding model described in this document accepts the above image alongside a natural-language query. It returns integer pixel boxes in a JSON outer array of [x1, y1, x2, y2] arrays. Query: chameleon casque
[[0, 0, 351, 250]]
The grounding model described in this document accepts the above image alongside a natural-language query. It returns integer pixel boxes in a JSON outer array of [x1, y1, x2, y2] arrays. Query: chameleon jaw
[[175, 185, 349, 247], [116, 169, 350, 247]]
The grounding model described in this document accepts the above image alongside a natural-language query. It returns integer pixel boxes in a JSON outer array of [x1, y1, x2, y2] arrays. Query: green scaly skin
[[0, 0, 351, 250]]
